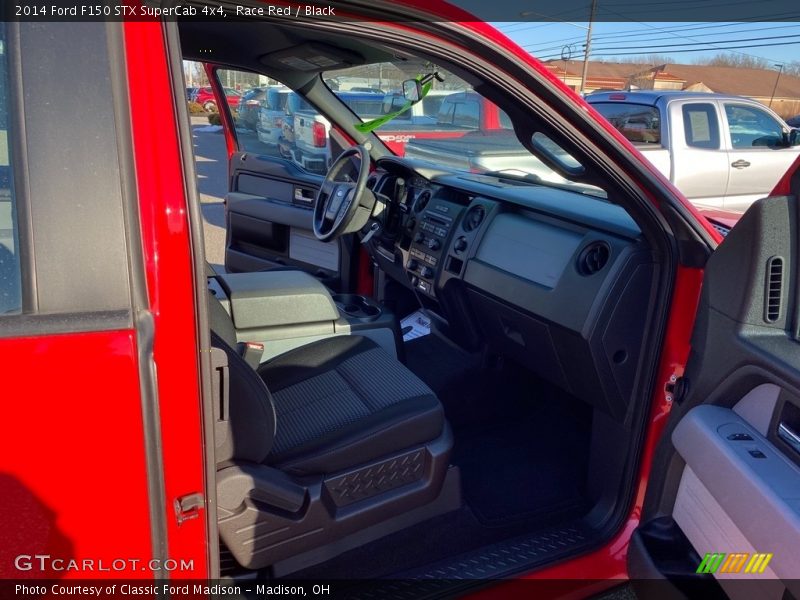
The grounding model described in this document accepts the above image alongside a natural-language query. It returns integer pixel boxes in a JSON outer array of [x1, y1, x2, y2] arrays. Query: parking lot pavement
[[191, 115, 278, 267]]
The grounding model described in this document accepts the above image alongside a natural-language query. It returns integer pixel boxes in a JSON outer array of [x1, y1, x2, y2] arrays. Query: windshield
[[320, 62, 584, 187]]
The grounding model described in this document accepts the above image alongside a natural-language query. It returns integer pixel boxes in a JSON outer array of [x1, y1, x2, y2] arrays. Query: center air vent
[[414, 191, 432, 214], [764, 256, 784, 323], [463, 205, 486, 232], [577, 241, 610, 276]]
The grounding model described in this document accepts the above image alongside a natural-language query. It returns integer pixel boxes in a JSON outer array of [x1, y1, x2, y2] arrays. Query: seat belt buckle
[[237, 341, 264, 370]]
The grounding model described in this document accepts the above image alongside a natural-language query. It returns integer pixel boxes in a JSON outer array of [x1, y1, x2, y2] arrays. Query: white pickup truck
[[587, 91, 800, 210]]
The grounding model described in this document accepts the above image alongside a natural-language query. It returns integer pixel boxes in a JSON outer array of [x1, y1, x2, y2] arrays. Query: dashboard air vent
[[463, 205, 486, 232], [414, 191, 432, 213], [577, 241, 610, 276], [764, 256, 784, 323]]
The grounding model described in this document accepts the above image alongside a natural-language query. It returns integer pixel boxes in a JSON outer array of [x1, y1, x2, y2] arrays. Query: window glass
[[0, 29, 22, 315], [725, 104, 785, 149], [591, 102, 662, 145], [318, 63, 573, 184], [682, 103, 720, 149]]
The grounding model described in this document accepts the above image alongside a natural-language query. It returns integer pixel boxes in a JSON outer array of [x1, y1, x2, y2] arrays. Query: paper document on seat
[[401, 310, 431, 341]]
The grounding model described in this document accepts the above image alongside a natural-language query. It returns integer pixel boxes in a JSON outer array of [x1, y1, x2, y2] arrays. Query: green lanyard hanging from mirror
[[355, 74, 434, 134]]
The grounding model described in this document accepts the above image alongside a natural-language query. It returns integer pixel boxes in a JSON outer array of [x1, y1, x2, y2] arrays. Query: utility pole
[[769, 63, 784, 108], [579, 0, 597, 95]]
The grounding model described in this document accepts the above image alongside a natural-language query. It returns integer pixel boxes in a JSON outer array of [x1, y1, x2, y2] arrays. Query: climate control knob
[[454, 236, 468, 253], [426, 238, 441, 251], [407, 259, 419, 271], [414, 232, 425, 243], [420, 266, 434, 278]]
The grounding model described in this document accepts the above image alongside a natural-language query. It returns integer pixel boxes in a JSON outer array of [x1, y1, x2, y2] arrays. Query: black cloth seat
[[258, 335, 443, 476], [209, 294, 444, 476]]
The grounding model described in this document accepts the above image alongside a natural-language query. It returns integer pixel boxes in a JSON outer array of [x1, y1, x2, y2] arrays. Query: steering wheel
[[313, 145, 373, 242]]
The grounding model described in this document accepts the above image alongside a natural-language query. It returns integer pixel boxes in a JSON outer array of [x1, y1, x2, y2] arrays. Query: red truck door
[[627, 161, 800, 598], [0, 21, 210, 581]]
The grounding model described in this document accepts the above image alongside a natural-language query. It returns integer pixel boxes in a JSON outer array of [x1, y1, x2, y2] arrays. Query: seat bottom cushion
[[257, 335, 443, 476]]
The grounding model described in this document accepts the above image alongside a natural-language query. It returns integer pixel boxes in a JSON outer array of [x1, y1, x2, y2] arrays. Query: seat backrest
[[209, 293, 277, 467]]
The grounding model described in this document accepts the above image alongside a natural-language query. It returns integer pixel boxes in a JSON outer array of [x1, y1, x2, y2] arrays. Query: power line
[[523, 24, 800, 55], [590, 39, 800, 57], [589, 33, 800, 52], [524, 25, 800, 58], [581, 22, 799, 44], [594, 0, 792, 17], [597, 5, 787, 64]]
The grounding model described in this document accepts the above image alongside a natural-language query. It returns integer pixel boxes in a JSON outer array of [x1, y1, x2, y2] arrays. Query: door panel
[[209, 66, 352, 289], [722, 102, 799, 210], [224, 151, 348, 285], [668, 100, 730, 207], [629, 190, 800, 598]]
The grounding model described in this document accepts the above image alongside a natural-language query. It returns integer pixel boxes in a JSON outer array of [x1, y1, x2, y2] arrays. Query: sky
[[491, 21, 800, 67]]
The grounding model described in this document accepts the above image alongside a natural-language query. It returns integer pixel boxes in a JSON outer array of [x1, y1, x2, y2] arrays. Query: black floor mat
[[403, 333, 479, 394], [453, 404, 590, 526]]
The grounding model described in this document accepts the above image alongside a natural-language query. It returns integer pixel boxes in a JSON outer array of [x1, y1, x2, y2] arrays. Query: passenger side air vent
[[576, 241, 611, 276], [463, 205, 486, 232], [414, 191, 432, 214], [764, 256, 784, 323]]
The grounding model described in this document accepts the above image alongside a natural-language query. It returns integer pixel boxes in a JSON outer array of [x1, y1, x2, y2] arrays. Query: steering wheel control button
[[727, 433, 754, 441]]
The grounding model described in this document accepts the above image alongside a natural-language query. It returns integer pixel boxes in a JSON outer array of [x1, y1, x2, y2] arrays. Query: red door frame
[[123, 21, 210, 578]]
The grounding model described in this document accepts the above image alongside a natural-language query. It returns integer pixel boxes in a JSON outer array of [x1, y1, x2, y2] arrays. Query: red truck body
[[378, 91, 509, 155]]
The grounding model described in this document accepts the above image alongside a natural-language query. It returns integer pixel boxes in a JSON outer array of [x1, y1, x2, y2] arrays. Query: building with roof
[[544, 60, 800, 119]]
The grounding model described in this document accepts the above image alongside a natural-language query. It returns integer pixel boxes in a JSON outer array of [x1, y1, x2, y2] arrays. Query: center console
[[405, 200, 463, 298], [209, 270, 402, 361]]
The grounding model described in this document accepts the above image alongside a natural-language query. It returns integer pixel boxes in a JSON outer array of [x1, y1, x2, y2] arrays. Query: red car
[[2, 5, 799, 599], [194, 85, 241, 112]]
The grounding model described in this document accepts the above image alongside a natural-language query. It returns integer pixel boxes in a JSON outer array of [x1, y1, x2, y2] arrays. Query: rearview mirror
[[402, 79, 421, 103]]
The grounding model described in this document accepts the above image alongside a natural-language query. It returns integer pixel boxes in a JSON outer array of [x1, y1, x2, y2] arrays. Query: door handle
[[778, 422, 800, 456], [731, 159, 751, 169]]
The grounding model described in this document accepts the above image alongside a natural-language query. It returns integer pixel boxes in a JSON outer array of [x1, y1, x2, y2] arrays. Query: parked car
[[256, 86, 290, 147], [380, 90, 512, 155], [787, 114, 800, 128], [195, 85, 242, 112], [4, 10, 800, 599], [587, 91, 800, 210], [236, 87, 266, 130], [276, 92, 317, 165], [400, 91, 572, 178], [186, 86, 199, 102], [286, 92, 386, 173]]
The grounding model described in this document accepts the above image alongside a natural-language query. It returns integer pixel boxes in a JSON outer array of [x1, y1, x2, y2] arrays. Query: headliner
[[179, 19, 397, 89]]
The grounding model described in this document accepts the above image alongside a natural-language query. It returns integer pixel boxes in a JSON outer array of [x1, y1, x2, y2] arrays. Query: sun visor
[[259, 43, 363, 72]]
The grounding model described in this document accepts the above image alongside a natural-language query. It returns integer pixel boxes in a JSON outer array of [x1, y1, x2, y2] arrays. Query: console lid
[[218, 271, 338, 329]]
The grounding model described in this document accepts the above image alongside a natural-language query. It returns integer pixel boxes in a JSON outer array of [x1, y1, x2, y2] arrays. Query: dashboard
[[364, 156, 653, 421]]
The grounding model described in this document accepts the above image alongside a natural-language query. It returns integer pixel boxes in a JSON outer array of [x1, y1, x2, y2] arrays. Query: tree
[[699, 53, 770, 69]]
